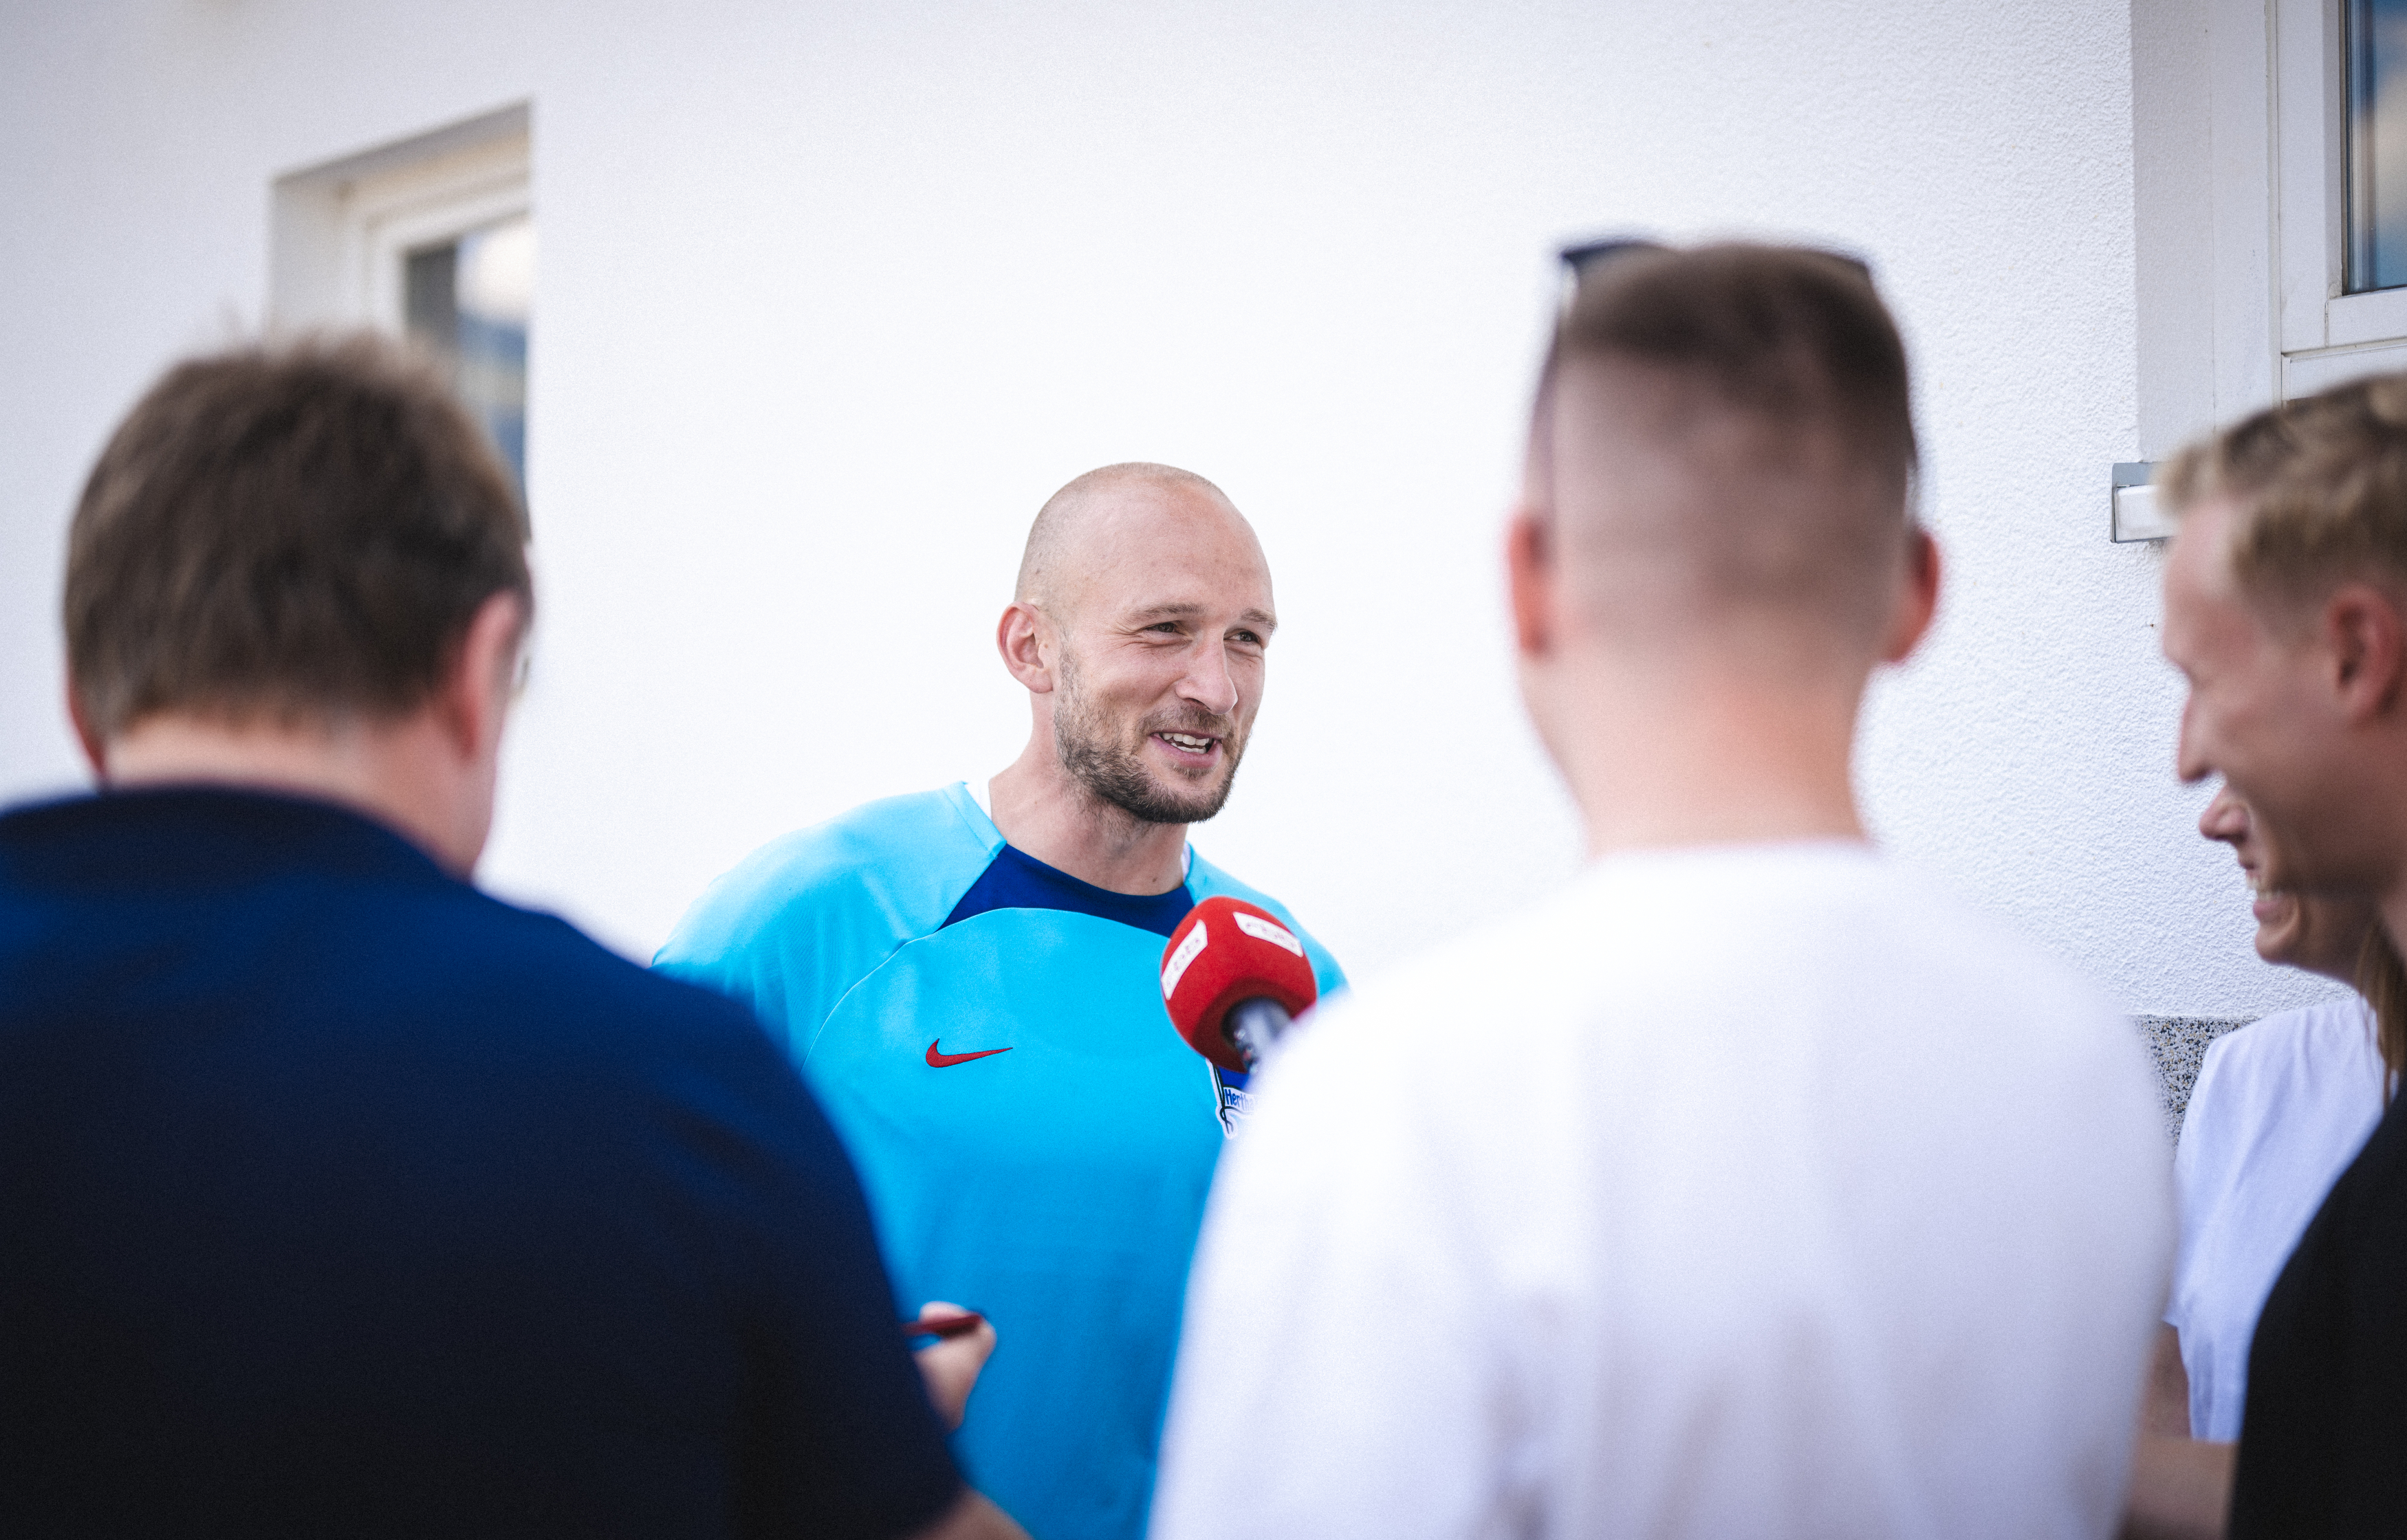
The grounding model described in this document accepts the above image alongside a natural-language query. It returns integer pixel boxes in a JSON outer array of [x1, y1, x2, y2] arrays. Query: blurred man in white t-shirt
[[1148, 242, 2172, 1540]]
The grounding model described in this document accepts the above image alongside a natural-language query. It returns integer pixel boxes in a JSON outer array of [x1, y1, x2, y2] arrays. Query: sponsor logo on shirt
[[1212, 1066, 1251, 1137], [926, 1040, 1013, 1068]]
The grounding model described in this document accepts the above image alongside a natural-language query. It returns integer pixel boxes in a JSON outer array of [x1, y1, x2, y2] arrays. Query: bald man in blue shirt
[[657, 464, 1344, 1540]]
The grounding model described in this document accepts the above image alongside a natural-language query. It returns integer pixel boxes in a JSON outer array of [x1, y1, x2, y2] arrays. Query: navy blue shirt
[[0, 788, 962, 1539], [2230, 1089, 2407, 1538]]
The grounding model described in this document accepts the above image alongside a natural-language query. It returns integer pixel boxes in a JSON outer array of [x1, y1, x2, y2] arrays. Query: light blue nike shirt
[[653, 784, 1344, 1540]]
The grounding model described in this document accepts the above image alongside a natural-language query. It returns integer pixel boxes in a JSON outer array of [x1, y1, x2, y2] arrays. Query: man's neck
[[102, 712, 483, 877], [984, 739, 1189, 896], [1538, 652, 1871, 859]]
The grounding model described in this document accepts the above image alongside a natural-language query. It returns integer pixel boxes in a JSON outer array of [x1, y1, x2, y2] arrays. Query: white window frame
[[2135, 0, 2278, 458], [271, 104, 530, 333], [350, 146, 529, 333], [2272, 0, 2407, 394]]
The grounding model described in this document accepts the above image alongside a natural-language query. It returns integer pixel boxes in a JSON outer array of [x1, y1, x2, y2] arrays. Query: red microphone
[[1161, 895, 1319, 1074]]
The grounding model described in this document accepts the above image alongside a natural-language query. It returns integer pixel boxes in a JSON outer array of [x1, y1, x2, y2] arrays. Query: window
[[2346, 0, 2407, 292], [2274, 0, 2407, 395], [403, 215, 532, 492], [271, 104, 533, 502]]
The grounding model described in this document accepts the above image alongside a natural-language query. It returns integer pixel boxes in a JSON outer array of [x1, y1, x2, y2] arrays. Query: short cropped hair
[[1534, 243, 1919, 635], [1543, 243, 1917, 494], [65, 336, 532, 738], [2160, 373, 2407, 614]]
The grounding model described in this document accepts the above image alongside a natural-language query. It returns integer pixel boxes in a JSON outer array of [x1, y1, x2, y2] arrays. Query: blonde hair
[[2161, 373, 2407, 614], [2357, 923, 2407, 1103]]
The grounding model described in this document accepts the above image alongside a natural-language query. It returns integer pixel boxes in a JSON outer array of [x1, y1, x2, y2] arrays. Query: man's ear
[[1880, 526, 1942, 665], [996, 603, 1055, 694], [1506, 507, 1558, 661], [433, 591, 527, 761], [65, 682, 107, 780], [2324, 581, 2407, 723]]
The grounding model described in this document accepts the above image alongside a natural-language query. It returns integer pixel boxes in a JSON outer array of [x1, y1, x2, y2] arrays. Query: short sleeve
[[653, 791, 996, 1062]]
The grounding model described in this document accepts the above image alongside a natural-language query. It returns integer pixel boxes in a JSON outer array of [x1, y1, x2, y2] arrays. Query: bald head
[[1015, 463, 1255, 615], [1535, 244, 1918, 656], [996, 463, 1276, 832]]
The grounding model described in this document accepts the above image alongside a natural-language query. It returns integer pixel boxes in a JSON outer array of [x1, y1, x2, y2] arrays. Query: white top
[[1151, 844, 2172, 1540], [2164, 996, 2386, 1441]]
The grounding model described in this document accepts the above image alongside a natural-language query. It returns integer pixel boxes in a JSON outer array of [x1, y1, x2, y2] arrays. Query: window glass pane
[[402, 212, 532, 505], [2348, 0, 2407, 292]]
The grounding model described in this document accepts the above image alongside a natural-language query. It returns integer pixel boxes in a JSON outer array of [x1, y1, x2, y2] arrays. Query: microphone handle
[[1225, 997, 1294, 1073]]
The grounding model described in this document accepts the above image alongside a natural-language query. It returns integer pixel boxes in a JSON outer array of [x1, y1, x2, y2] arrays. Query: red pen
[[901, 1309, 985, 1340]]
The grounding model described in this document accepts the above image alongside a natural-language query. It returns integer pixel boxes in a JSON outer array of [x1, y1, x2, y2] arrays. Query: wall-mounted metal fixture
[[2111, 462, 2175, 542]]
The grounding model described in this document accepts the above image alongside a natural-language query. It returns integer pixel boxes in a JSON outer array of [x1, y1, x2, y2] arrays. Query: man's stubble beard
[[1052, 648, 1246, 826]]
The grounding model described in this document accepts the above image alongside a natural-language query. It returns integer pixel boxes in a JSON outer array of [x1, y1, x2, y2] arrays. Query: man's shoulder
[[1684, 844, 2122, 1031], [657, 786, 999, 964], [2293, 1096, 2407, 1306], [2204, 995, 2375, 1078], [724, 786, 999, 903], [1302, 849, 2127, 1070], [1860, 861, 2123, 1018], [1186, 852, 1346, 993], [398, 882, 772, 1053]]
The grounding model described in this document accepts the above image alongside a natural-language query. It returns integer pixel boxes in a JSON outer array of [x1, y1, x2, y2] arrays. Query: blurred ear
[[431, 591, 525, 764], [2324, 581, 2407, 723], [65, 682, 107, 779], [996, 602, 1057, 694], [1506, 508, 1559, 661], [1879, 527, 1941, 665]]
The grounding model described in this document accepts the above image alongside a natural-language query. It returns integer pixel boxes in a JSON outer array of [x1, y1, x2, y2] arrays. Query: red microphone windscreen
[[1160, 895, 1319, 1074]]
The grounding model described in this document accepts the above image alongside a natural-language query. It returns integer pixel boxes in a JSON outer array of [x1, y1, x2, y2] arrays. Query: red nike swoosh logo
[[926, 1040, 1014, 1068]]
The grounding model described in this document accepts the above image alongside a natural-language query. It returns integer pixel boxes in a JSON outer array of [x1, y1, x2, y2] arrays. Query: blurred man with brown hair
[[0, 337, 1021, 1540], [1151, 243, 2170, 1539], [2160, 373, 2407, 1537]]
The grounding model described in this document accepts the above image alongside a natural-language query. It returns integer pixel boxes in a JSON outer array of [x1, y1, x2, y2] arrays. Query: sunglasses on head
[[1556, 236, 1875, 300], [1536, 236, 1912, 518]]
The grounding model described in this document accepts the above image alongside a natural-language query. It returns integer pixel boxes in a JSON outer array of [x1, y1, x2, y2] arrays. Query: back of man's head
[[1534, 243, 1918, 664], [65, 336, 532, 741], [2161, 373, 2407, 619]]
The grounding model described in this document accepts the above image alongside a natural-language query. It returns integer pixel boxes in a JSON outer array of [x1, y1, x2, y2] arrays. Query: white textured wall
[[0, 0, 2327, 1018]]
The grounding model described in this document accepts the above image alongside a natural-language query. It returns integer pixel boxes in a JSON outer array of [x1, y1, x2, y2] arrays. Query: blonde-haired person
[[2160, 370, 2407, 1537], [2124, 786, 2401, 1539]]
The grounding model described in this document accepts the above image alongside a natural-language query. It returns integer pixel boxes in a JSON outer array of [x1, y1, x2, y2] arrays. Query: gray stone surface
[[2133, 1015, 2256, 1141]]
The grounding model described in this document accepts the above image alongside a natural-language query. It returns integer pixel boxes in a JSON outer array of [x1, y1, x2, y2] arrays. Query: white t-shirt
[[1151, 843, 2172, 1540], [2164, 996, 2386, 1441]]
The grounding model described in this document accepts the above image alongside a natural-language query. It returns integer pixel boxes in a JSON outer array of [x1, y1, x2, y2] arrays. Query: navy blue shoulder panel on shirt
[[942, 842, 1195, 938]]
